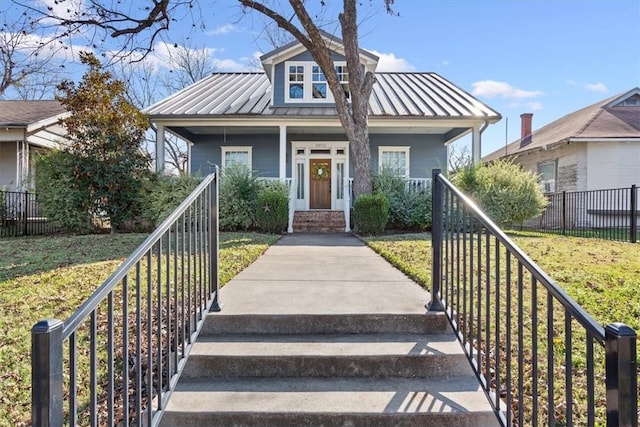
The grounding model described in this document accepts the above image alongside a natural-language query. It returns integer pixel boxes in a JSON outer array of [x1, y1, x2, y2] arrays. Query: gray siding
[[273, 50, 346, 106], [190, 134, 280, 177], [370, 134, 446, 179], [190, 132, 445, 180]]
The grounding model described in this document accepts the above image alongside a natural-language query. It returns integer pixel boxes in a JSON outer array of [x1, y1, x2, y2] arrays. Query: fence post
[[209, 168, 222, 312], [561, 191, 567, 236], [630, 185, 637, 244], [24, 191, 29, 236], [427, 169, 444, 312], [32, 319, 64, 427], [605, 323, 637, 427]]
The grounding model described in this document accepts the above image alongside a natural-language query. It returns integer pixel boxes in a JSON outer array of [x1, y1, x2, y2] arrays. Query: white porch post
[[279, 125, 287, 180], [155, 125, 165, 174], [471, 126, 481, 164], [186, 141, 193, 176]]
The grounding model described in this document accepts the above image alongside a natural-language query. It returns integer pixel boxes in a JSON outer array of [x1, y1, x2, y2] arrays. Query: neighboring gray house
[[146, 34, 501, 231], [484, 88, 640, 193], [0, 100, 68, 191]]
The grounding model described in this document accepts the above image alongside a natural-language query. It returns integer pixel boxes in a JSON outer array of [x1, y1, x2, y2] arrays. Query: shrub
[[255, 188, 288, 234], [452, 159, 548, 225], [219, 165, 262, 231], [34, 151, 93, 233], [373, 171, 432, 231], [140, 174, 203, 226], [354, 193, 390, 235]]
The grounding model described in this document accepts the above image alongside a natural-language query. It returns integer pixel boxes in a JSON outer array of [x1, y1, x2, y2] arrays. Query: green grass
[[364, 231, 640, 425], [0, 231, 277, 426]]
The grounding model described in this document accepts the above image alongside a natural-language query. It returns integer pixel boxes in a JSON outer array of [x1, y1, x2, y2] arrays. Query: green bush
[[452, 159, 548, 225], [373, 171, 432, 231], [140, 174, 203, 226], [34, 151, 93, 233], [255, 188, 288, 234], [219, 165, 262, 231], [354, 193, 390, 235]]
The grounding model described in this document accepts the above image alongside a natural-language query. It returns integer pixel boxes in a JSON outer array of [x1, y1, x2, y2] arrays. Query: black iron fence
[[0, 190, 60, 237], [31, 171, 220, 426], [429, 169, 637, 426], [515, 185, 638, 243]]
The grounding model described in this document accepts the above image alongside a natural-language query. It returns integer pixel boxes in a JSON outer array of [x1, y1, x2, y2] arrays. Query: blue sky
[[4, 0, 640, 156]]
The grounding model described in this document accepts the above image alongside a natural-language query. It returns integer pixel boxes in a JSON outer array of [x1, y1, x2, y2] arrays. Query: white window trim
[[537, 159, 557, 193], [378, 146, 410, 178], [221, 146, 252, 169], [284, 61, 347, 103]]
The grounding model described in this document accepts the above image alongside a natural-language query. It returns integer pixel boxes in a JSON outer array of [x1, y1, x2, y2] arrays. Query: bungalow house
[[483, 87, 640, 229], [0, 100, 68, 191], [146, 33, 501, 232]]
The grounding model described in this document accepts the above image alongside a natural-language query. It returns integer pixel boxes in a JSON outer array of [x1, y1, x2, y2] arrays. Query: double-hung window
[[285, 61, 349, 103], [379, 146, 410, 177], [537, 160, 556, 193], [221, 146, 252, 170]]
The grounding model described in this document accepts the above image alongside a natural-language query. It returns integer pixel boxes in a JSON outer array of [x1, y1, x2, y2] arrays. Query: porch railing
[[429, 169, 637, 426], [1, 190, 60, 237], [514, 185, 639, 243], [31, 171, 220, 426]]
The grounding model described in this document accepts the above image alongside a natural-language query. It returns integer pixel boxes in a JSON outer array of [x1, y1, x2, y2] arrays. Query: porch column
[[471, 126, 481, 164], [155, 125, 165, 174], [279, 125, 287, 180], [186, 141, 193, 176]]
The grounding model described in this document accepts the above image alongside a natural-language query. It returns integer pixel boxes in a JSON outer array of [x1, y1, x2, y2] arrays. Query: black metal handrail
[[31, 171, 220, 426], [429, 169, 637, 426]]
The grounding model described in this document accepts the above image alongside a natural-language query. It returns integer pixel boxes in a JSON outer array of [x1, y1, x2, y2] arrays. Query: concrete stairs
[[293, 210, 346, 233], [159, 313, 499, 427]]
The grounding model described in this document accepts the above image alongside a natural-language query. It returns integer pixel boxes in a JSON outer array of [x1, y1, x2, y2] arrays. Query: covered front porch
[[152, 119, 488, 232]]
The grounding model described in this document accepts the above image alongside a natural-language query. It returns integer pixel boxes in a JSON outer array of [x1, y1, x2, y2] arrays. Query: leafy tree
[[452, 159, 548, 226], [12, 0, 396, 200], [56, 52, 151, 232]]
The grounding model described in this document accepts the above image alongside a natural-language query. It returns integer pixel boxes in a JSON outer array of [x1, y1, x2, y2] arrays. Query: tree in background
[[0, 11, 64, 98], [56, 52, 151, 232], [114, 42, 218, 175], [10, 0, 396, 199]]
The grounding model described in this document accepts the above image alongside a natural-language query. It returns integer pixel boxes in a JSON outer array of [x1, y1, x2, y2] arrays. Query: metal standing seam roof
[[144, 72, 500, 120]]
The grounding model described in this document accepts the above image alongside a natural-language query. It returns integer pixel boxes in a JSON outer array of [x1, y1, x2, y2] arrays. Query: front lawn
[[0, 232, 278, 426]]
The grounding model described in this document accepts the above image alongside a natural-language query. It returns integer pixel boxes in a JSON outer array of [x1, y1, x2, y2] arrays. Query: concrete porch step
[[201, 313, 451, 335], [180, 333, 473, 379], [159, 376, 499, 427]]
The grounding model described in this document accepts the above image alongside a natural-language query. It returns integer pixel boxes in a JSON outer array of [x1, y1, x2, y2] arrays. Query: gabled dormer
[[260, 31, 379, 106], [605, 87, 640, 108]]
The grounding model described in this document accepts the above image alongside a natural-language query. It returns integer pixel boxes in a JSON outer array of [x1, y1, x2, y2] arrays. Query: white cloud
[[585, 82, 608, 93], [212, 58, 249, 72], [472, 80, 543, 99], [441, 60, 450, 66], [529, 101, 543, 111], [369, 50, 415, 72], [208, 24, 240, 36]]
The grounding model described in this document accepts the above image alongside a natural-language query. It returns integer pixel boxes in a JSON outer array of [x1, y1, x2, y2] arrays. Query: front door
[[309, 159, 331, 209]]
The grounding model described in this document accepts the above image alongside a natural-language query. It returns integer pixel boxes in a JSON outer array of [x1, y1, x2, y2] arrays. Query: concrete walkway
[[217, 232, 432, 315]]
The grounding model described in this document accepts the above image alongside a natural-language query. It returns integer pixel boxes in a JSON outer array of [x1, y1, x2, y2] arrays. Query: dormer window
[[285, 61, 348, 103]]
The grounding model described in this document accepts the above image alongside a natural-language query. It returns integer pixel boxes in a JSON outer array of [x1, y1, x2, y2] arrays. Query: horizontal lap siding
[[190, 133, 446, 180], [190, 134, 280, 177], [370, 134, 446, 179]]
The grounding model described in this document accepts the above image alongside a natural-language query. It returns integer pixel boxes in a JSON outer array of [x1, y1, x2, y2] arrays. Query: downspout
[[477, 120, 490, 164]]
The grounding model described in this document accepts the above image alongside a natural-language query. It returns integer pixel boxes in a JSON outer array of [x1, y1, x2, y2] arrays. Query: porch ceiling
[[175, 124, 461, 136]]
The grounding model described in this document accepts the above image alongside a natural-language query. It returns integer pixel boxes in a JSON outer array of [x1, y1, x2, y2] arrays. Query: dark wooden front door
[[309, 159, 331, 209]]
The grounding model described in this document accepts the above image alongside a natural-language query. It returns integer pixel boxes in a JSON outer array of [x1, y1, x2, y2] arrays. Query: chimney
[[520, 113, 533, 147]]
